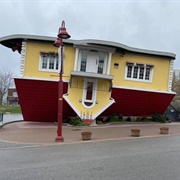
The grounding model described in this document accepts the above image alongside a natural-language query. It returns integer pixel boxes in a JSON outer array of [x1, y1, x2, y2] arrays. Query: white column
[[107, 52, 112, 75], [74, 48, 79, 71]]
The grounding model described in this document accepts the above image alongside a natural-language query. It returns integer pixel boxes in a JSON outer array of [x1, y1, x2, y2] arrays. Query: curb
[[0, 120, 23, 129]]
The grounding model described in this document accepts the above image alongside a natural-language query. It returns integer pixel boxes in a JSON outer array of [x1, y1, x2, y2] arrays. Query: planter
[[160, 127, 169, 134], [131, 129, 140, 137], [81, 132, 92, 140]]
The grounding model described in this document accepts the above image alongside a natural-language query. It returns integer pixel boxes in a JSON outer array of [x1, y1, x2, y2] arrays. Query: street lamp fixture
[[54, 20, 71, 142]]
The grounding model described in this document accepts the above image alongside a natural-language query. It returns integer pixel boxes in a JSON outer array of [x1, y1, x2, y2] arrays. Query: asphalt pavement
[[1, 136, 180, 180]]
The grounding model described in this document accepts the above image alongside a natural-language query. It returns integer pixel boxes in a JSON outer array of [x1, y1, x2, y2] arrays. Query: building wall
[[24, 41, 75, 81], [65, 77, 112, 119], [111, 52, 171, 91], [23, 41, 171, 92], [7, 88, 19, 106]]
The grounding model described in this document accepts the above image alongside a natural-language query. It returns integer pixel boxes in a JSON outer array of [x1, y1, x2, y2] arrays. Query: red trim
[[83, 119, 93, 124]]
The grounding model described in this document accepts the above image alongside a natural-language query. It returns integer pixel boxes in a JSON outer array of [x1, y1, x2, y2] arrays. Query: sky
[[0, 0, 180, 77]]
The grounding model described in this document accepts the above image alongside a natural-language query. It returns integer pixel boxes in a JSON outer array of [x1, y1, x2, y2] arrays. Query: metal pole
[[54, 20, 70, 142], [55, 43, 64, 142]]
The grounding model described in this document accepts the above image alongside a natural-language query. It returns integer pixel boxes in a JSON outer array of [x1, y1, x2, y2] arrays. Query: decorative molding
[[168, 60, 174, 91], [19, 41, 27, 77]]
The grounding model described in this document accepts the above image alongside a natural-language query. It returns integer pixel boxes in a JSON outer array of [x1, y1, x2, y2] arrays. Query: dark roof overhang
[[0, 34, 176, 59]]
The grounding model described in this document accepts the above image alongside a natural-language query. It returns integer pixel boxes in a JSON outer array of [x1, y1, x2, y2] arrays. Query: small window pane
[[127, 66, 132, 78], [49, 56, 54, 69], [80, 52, 87, 72], [42, 56, 48, 69], [145, 67, 151, 80], [139, 67, 144, 79], [133, 66, 138, 78], [98, 54, 105, 74]]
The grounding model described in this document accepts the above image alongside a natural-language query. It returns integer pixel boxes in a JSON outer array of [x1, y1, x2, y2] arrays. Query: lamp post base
[[55, 136, 64, 142]]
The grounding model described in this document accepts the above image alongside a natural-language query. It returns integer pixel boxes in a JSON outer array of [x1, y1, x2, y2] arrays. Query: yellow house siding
[[24, 41, 75, 81], [111, 52, 171, 91], [63, 45, 75, 81], [23, 40, 172, 92], [24, 41, 58, 79], [66, 77, 113, 118]]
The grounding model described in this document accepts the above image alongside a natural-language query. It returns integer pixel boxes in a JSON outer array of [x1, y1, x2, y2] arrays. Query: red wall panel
[[15, 78, 175, 121], [101, 88, 175, 117], [15, 79, 76, 122]]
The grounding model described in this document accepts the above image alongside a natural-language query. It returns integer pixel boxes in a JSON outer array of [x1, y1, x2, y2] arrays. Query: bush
[[152, 113, 167, 123], [96, 120, 103, 125], [125, 117, 132, 122], [109, 114, 125, 122], [70, 118, 87, 126], [136, 117, 152, 122]]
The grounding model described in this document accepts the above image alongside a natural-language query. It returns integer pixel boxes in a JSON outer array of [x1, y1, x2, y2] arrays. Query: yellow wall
[[67, 77, 112, 117], [110, 52, 171, 91], [24, 41, 171, 91], [24, 41, 75, 81]]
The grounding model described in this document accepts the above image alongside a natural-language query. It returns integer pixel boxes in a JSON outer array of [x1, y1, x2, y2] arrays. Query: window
[[82, 78, 97, 108], [80, 51, 87, 72], [12, 92, 18, 97], [85, 82, 94, 106], [40, 52, 59, 72], [125, 62, 153, 82], [79, 50, 106, 74], [98, 54, 105, 74]]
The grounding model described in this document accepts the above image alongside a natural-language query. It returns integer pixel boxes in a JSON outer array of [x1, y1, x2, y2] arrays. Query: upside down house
[[0, 34, 176, 122]]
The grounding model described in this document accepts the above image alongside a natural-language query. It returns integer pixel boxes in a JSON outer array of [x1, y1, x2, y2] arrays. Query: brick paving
[[0, 121, 180, 145]]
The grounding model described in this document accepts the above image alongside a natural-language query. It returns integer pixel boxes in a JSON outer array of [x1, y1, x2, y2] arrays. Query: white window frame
[[39, 52, 59, 72], [98, 52, 107, 74], [78, 50, 107, 74], [82, 78, 97, 108], [125, 62, 154, 82], [79, 50, 88, 72]]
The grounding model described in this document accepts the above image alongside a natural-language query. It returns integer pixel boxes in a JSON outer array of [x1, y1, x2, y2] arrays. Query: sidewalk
[[0, 119, 180, 145], [2, 114, 23, 124]]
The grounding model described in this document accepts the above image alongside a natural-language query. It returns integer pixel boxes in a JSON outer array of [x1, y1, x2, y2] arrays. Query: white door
[[86, 51, 98, 73]]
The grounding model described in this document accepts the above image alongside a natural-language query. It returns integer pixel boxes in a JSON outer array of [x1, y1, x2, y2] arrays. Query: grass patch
[[0, 105, 22, 114]]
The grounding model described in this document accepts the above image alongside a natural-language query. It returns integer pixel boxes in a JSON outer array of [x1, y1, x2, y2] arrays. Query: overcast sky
[[0, 0, 180, 76]]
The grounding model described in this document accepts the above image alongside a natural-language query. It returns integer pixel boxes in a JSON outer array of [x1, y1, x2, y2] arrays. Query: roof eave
[[0, 34, 176, 59]]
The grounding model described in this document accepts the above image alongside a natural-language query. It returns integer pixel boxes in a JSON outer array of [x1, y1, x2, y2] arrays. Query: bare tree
[[172, 71, 180, 94], [0, 69, 14, 105]]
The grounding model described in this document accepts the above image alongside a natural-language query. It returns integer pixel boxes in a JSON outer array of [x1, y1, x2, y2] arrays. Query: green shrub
[[70, 118, 87, 126], [97, 120, 103, 125], [125, 117, 132, 122], [109, 114, 125, 122], [138, 117, 152, 122], [152, 113, 167, 123]]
